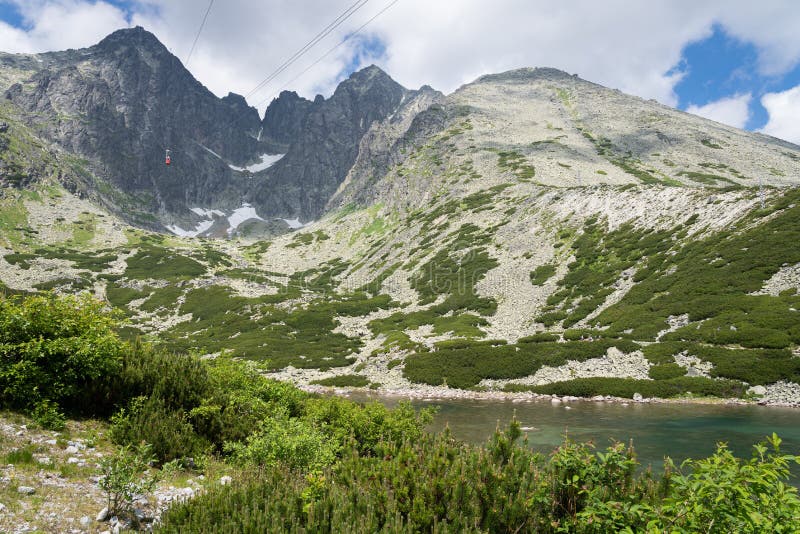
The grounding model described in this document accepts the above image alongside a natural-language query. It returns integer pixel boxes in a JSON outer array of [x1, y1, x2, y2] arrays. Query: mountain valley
[[1, 27, 800, 405]]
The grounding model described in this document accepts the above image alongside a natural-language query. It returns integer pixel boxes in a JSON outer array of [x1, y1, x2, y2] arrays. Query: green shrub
[[110, 396, 207, 464], [115, 341, 209, 413], [520, 376, 745, 399], [530, 264, 557, 285], [224, 416, 337, 471], [0, 293, 124, 415], [518, 333, 560, 343], [310, 375, 370, 388], [159, 421, 800, 534], [31, 399, 66, 430], [99, 443, 160, 524], [648, 363, 687, 380]]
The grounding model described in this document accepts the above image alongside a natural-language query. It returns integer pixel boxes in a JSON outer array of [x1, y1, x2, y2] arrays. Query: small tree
[[98, 442, 160, 524]]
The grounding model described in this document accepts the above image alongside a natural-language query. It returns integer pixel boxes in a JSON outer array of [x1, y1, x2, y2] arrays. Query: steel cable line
[[254, 0, 400, 110], [185, 0, 215, 67], [244, 0, 370, 100]]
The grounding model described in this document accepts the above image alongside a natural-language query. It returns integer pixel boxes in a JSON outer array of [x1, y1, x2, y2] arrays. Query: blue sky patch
[[671, 24, 800, 130], [0, 1, 25, 28]]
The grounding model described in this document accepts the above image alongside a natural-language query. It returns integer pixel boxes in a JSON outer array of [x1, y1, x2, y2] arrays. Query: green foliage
[[536, 220, 674, 328], [31, 399, 66, 430], [124, 245, 206, 280], [700, 138, 723, 149], [110, 396, 208, 464], [515, 376, 746, 399], [224, 416, 337, 471], [310, 374, 370, 388], [99, 442, 160, 523], [160, 421, 800, 534], [404, 339, 638, 389], [497, 150, 536, 180], [530, 263, 557, 285], [648, 363, 687, 380], [0, 292, 124, 415]]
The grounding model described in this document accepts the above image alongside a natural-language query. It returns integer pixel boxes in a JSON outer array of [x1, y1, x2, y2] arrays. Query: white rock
[[36, 456, 52, 465], [550, 397, 562, 404], [748, 385, 767, 396], [17, 485, 35, 495], [220, 475, 232, 486], [65, 445, 79, 454], [67, 457, 80, 464], [632, 392, 643, 402], [96, 507, 109, 522], [79, 516, 91, 528]]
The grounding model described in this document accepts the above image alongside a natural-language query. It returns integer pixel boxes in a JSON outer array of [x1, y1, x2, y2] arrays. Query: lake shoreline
[[299, 383, 800, 409]]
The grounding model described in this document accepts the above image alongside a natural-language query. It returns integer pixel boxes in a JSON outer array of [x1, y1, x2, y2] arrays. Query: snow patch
[[227, 203, 264, 234], [280, 218, 309, 229], [190, 207, 224, 218], [166, 219, 214, 238], [229, 153, 285, 173], [199, 144, 223, 160]]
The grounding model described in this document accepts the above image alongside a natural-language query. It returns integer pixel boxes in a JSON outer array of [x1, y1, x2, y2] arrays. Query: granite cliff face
[[251, 65, 411, 222], [0, 28, 419, 231], [3, 27, 264, 226]]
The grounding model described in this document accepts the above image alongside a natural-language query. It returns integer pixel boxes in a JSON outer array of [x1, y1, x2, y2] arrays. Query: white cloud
[[2, 0, 800, 124], [760, 85, 800, 144], [0, 1, 129, 53], [686, 93, 752, 128]]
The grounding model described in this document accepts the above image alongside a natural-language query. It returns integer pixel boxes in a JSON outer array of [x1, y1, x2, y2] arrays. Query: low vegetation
[[1, 292, 798, 532]]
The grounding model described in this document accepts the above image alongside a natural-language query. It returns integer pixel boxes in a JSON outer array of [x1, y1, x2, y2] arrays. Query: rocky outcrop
[[250, 65, 410, 222], [260, 90, 315, 151], [3, 26, 263, 225]]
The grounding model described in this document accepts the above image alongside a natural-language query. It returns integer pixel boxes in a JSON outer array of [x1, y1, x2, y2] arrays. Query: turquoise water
[[349, 393, 800, 471]]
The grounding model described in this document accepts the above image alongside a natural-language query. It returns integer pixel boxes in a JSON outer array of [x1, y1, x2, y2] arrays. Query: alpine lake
[[345, 392, 800, 474]]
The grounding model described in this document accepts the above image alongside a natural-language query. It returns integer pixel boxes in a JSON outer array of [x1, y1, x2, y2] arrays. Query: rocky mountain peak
[[473, 67, 577, 85], [94, 26, 169, 55]]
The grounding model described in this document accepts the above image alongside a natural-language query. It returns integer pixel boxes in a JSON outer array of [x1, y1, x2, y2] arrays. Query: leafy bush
[[530, 264, 556, 285], [158, 423, 800, 533], [0, 293, 124, 415], [224, 416, 337, 471], [518, 376, 746, 399], [110, 396, 208, 464], [310, 374, 370, 388], [648, 363, 687, 380], [31, 399, 66, 430], [99, 443, 160, 524]]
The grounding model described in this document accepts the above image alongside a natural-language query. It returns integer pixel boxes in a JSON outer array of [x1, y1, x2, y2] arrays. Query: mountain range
[[1, 27, 799, 403]]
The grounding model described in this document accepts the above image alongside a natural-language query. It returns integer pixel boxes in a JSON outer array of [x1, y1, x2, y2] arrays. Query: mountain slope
[[0, 28, 422, 233], [2, 39, 800, 404]]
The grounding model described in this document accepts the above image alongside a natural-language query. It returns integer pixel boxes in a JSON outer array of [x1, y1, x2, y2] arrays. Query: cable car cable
[[185, 0, 215, 68], [254, 0, 401, 110], [244, 0, 370, 100]]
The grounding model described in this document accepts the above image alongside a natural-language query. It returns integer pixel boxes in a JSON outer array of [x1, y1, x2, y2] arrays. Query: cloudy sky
[[1, 0, 800, 144]]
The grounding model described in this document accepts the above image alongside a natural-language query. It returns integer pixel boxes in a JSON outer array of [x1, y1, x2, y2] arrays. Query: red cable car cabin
[[165, 149, 171, 166]]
